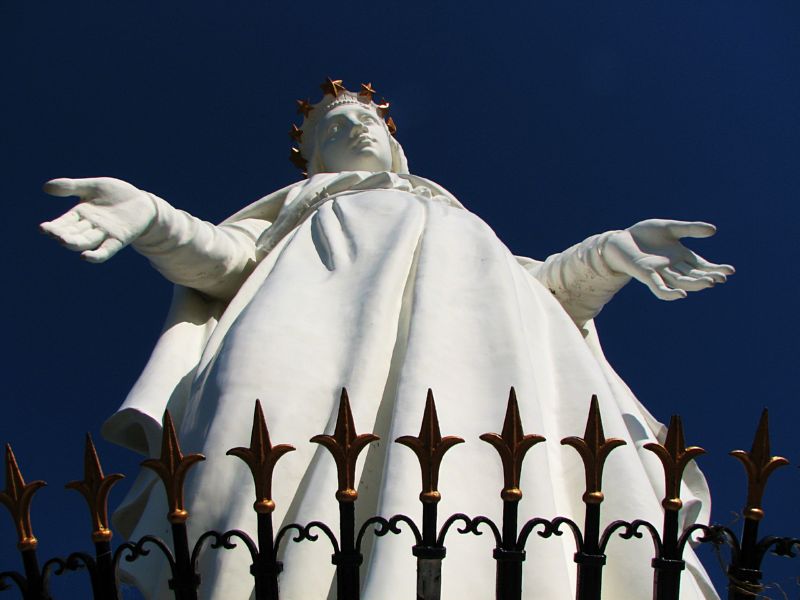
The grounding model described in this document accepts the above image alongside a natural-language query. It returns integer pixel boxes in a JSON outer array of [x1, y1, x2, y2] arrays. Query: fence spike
[[561, 395, 626, 505], [65, 433, 124, 543], [644, 415, 705, 511], [729, 409, 789, 521], [311, 388, 379, 502], [0, 444, 46, 551], [227, 399, 295, 514], [396, 389, 464, 504], [141, 410, 205, 524]]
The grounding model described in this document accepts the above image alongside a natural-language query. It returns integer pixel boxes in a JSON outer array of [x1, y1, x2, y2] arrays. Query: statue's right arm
[[41, 177, 270, 301]]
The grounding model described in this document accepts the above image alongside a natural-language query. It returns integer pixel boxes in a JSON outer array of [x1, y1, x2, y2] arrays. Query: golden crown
[[289, 78, 397, 174]]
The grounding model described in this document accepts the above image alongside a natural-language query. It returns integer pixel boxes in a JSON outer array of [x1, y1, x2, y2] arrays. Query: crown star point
[[320, 77, 346, 98], [296, 98, 314, 118], [289, 124, 303, 143], [359, 82, 377, 101]]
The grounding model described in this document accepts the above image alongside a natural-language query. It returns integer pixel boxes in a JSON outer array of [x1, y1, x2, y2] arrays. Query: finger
[[629, 262, 688, 301], [43, 177, 103, 199], [661, 267, 715, 291], [690, 255, 735, 276], [664, 221, 717, 239], [59, 227, 108, 252], [59, 218, 95, 236], [81, 237, 124, 263], [39, 211, 80, 236], [671, 261, 727, 283]]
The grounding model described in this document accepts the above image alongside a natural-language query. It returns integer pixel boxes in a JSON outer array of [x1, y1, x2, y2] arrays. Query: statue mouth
[[350, 134, 376, 150]]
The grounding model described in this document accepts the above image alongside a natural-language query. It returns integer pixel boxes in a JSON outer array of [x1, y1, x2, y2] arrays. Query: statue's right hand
[[40, 177, 156, 263]]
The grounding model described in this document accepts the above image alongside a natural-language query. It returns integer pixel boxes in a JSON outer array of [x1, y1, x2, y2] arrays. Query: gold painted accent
[[296, 99, 314, 118], [480, 388, 545, 501], [289, 124, 303, 143], [0, 445, 45, 550], [386, 116, 397, 136], [561, 395, 626, 505], [311, 389, 379, 503], [290, 147, 308, 172], [396, 389, 464, 504], [376, 100, 390, 119], [730, 409, 789, 521], [359, 82, 376, 101], [141, 411, 205, 524], [227, 400, 295, 514], [66, 434, 125, 542], [320, 77, 346, 98], [643, 416, 705, 512]]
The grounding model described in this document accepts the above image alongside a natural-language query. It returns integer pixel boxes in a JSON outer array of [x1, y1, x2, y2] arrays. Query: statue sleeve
[[521, 231, 631, 330], [132, 193, 272, 301]]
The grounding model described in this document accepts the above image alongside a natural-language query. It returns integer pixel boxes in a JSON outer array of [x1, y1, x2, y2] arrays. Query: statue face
[[314, 104, 393, 173]]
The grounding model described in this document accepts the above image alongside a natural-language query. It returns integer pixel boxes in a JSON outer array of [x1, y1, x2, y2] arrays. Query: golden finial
[[65, 434, 125, 542], [376, 100, 390, 119], [561, 395, 626, 504], [643, 416, 705, 511], [396, 389, 464, 503], [296, 99, 314, 118], [359, 83, 377, 101], [320, 77, 346, 98], [290, 147, 308, 172], [141, 411, 205, 524], [0, 444, 46, 550], [480, 388, 545, 501], [311, 389, 379, 502], [227, 400, 295, 514], [289, 124, 303, 143], [386, 116, 397, 136], [729, 409, 789, 521]]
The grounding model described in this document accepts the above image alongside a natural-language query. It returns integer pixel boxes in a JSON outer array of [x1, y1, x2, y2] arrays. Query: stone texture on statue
[[39, 82, 733, 600]]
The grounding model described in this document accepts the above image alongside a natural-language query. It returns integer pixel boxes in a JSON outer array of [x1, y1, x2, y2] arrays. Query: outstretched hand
[[40, 177, 156, 263], [603, 219, 734, 300]]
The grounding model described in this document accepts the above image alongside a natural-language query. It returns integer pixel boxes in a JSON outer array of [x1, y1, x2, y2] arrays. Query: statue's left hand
[[40, 177, 156, 263], [603, 219, 735, 301]]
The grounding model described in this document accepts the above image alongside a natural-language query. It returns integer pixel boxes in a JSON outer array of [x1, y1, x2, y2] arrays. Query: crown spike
[[359, 82, 377, 101], [320, 77, 346, 98], [296, 99, 314, 118]]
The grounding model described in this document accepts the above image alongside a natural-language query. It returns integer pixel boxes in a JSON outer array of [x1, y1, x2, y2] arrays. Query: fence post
[[561, 396, 625, 600], [65, 433, 125, 600], [727, 409, 788, 600], [480, 388, 545, 600], [228, 399, 295, 600], [141, 411, 205, 600], [311, 389, 379, 600], [644, 416, 706, 600], [0, 445, 50, 600], [396, 389, 464, 600]]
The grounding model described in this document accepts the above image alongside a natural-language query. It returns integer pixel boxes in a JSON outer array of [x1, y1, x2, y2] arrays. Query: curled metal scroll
[[436, 513, 473, 546], [0, 570, 27, 593], [274, 521, 340, 555], [191, 529, 259, 572], [113, 534, 176, 574], [356, 514, 422, 553], [599, 519, 662, 555], [518, 516, 583, 552], [678, 523, 739, 558]]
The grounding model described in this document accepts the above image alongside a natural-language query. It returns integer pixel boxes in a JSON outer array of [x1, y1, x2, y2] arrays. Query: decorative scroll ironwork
[[0, 390, 798, 600]]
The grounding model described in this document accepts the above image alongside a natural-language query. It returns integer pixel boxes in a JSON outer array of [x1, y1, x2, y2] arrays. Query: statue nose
[[349, 121, 368, 137]]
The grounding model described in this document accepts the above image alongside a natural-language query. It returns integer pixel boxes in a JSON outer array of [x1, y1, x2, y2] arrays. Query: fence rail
[[0, 388, 797, 600]]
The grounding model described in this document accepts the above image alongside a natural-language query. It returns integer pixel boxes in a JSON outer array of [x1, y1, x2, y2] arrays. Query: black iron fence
[[0, 388, 797, 600]]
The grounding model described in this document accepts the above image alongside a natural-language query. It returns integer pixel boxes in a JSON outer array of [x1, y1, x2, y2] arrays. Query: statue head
[[290, 79, 409, 177]]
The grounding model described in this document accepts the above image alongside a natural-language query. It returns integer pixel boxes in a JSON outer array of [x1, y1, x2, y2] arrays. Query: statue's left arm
[[524, 220, 734, 329]]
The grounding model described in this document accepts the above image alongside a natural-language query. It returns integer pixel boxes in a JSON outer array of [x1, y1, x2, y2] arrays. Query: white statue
[[40, 80, 732, 600]]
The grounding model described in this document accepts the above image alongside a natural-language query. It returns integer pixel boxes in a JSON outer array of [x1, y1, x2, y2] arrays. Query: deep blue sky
[[2, 1, 799, 597]]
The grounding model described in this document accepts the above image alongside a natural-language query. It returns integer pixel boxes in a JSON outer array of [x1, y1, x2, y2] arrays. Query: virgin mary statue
[[41, 79, 732, 600]]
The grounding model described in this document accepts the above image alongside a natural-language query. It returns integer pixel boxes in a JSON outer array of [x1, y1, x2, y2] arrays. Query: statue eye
[[327, 123, 340, 136]]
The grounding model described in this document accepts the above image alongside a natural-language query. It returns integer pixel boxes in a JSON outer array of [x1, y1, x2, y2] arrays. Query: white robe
[[102, 172, 719, 599]]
